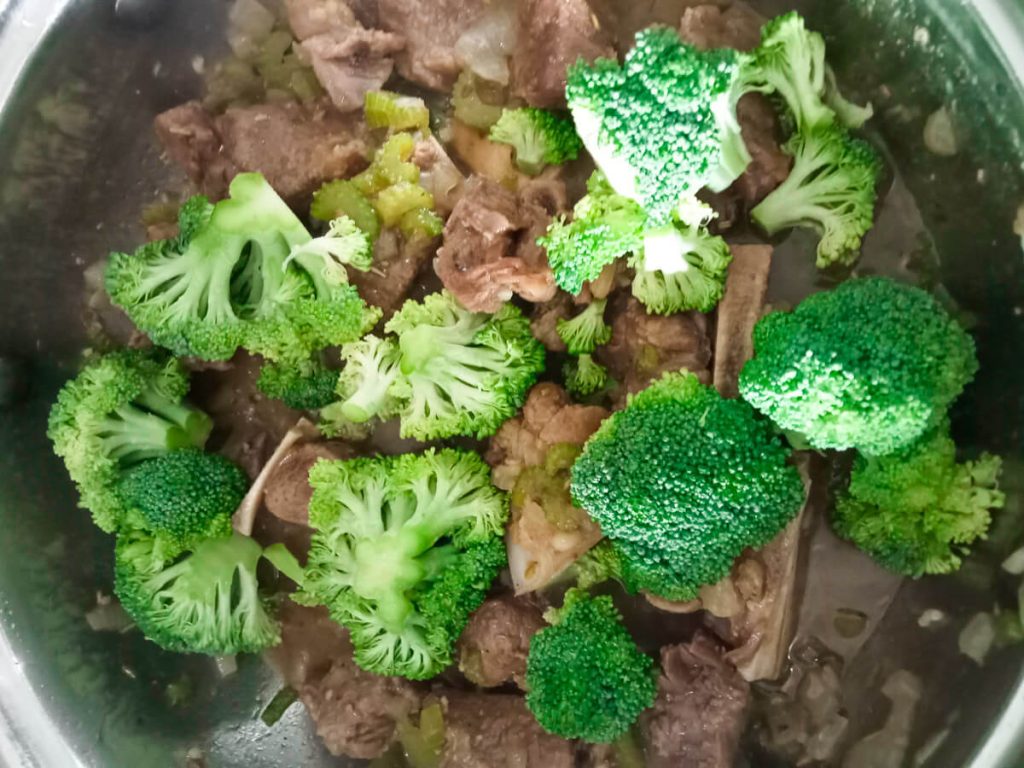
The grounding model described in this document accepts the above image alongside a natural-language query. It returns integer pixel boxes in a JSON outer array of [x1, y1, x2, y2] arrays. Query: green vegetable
[[452, 70, 506, 130], [46, 349, 212, 532], [751, 123, 881, 268], [285, 215, 374, 277], [257, 359, 340, 411], [525, 589, 656, 743], [321, 335, 405, 425], [572, 372, 804, 600], [311, 180, 382, 242], [567, 26, 751, 225], [576, 538, 700, 602], [106, 174, 380, 365], [260, 686, 299, 726], [384, 291, 546, 440], [118, 448, 246, 560], [299, 450, 508, 679], [738, 277, 978, 456], [114, 529, 281, 655], [365, 90, 431, 133], [833, 425, 1004, 577], [396, 702, 445, 768], [630, 225, 733, 314], [564, 354, 609, 399], [556, 299, 611, 355], [489, 107, 583, 175]]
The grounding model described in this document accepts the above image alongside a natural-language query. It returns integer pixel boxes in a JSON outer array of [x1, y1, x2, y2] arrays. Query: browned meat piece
[[263, 441, 353, 526], [301, 28, 406, 112], [413, 136, 466, 216], [153, 102, 238, 200], [266, 601, 350, 688], [713, 244, 772, 398], [733, 94, 791, 205], [456, 594, 546, 689], [597, 295, 712, 403], [511, 0, 616, 108], [640, 633, 750, 768], [350, 229, 437, 319], [439, 692, 575, 768], [678, 3, 763, 52], [530, 293, 574, 353], [377, 0, 487, 91], [284, 0, 358, 40], [434, 175, 561, 312]]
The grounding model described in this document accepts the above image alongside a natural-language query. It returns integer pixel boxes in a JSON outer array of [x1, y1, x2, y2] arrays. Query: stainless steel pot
[[1, 1, 1023, 766]]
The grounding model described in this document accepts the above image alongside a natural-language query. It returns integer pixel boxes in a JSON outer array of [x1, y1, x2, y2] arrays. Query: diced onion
[[454, 0, 518, 85], [958, 612, 996, 665], [228, 0, 277, 60], [1002, 545, 1024, 575], [923, 107, 957, 157], [215, 654, 239, 677]]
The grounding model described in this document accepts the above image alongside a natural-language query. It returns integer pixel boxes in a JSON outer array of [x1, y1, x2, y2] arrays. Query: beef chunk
[[596, 295, 712, 404], [439, 692, 575, 768], [641, 633, 750, 768], [678, 3, 763, 52], [413, 136, 467, 216], [530, 293, 575, 353], [377, 0, 487, 91], [284, 0, 358, 40], [154, 102, 238, 200], [350, 228, 437, 320], [456, 594, 546, 689], [511, 0, 616, 108], [301, 28, 406, 112], [263, 441, 354, 526], [733, 94, 791, 204], [266, 601, 349, 688], [435, 175, 562, 312], [713, 244, 772, 398]]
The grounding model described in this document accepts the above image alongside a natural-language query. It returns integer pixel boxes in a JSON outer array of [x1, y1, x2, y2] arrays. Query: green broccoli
[[824, 67, 874, 129], [630, 225, 733, 314], [571, 372, 804, 600], [299, 450, 508, 679], [738, 277, 978, 456], [118, 448, 247, 561], [489, 107, 584, 175], [320, 334, 405, 425], [539, 172, 648, 295], [257, 359, 340, 410], [384, 291, 546, 440], [285, 215, 374, 277], [525, 589, 656, 743], [833, 426, 1004, 577], [106, 173, 380, 365], [47, 349, 212, 532], [364, 90, 431, 133], [567, 26, 751, 225], [564, 354, 610, 399], [557, 299, 611, 355], [575, 538, 700, 603], [751, 124, 881, 268], [114, 528, 281, 655]]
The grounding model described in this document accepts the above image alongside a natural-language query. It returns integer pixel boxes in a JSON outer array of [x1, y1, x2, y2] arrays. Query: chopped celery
[[375, 182, 435, 226], [399, 208, 444, 239], [354, 134, 419, 195], [260, 686, 298, 726], [312, 180, 382, 241], [396, 702, 445, 768], [366, 90, 431, 133]]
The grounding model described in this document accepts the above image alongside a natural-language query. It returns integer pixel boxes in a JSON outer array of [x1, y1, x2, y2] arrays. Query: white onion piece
[[215, 654, 239, 677], [228, 0, 277, 60], [1001, 545, 1024, 575], [958, 612, 996, 665], [454, 0, 517, 85]]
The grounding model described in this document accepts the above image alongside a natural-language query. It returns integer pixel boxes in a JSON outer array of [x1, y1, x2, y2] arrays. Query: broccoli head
[[299, 450, 508, 679], [114, 529, 281, 655], [833, 426, 1004, 577], [525, 589, 656, 743], [385, 291, 546, 440], [118, 448, 247, 560], [489, 107, 584, 175], [567, 26, 751, 224], [738, 277, 978, 456], [257, 359, 340, 410], [320, 334, 406, 426], [572, 372, 804, 600], [751, 123, 881, 268], [47, 349, 212, 532], [564, 354, 610, 399], [557, 299, 612, 355], [575, 538, 697, 603], [630, 225, 733, 314], [285, 214, 374, 277]]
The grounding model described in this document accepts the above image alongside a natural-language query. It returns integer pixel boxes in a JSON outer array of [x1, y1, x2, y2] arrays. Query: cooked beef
[[510, 0, 616, 108], [732, 94, 791, 204], [438, 692, 575, 768], [266, 601, 350, 688], [530, 293, 574, 353], [456, 594, 546, 689], [678, 3, 763, 52], [596, 295, 712, 404], [377, 0, 487, 91], [263, 441, 354, 526], [153, 102, 238, 200], [284, 0, 358, 40], [301, 28, 406, 112], [713, 244, 772, 398], [641, 633, 750, 768], [350, 228, 437, 319], [435, 175, 562, 312], [413, 136, 466, 216]]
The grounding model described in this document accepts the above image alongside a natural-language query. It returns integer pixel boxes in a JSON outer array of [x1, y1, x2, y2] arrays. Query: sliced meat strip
[[510, 0, 616, 108], [456, 594, 546, 689], [678, 3, 763, 52], [301, 28, 406, 112], [713, 243, 772, 398], [640, 633, 750, 768], [154, 102, 238, 200]]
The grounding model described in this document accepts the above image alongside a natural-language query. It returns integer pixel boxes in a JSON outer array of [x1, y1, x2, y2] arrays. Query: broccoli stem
[[99, 406, 196, 466]]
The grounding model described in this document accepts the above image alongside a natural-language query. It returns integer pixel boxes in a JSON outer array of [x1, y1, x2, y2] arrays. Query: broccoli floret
[[489, 108, 584, 175], [321, 334, 406, 425], [47, 349, 212, 532], [576, 538, 701, 602], [285, 215, 373, 276], [564, 354, 610, 399], [630, 225, 733, 314], [824, 67, 874, 129], [740, 12, 833, 131], [107, 173, 380, 364], [540, 172, 648, 295], [738, 277, 978, 456], [299, 450, 508, 679], [525, 589, 656, 743], [114, 529, 281, 655], [833, 426, 1004, 577], [385, 291, 546, 440], [567, 27, 751, 224], [311, 180, 382, 242], [571, 372, 804, 600], [751, 124, 881, 268], [118, 448, 246, 560], [364, 90, 431, 133], [257, 359, 340, 411], [557, 299, 611, 355]]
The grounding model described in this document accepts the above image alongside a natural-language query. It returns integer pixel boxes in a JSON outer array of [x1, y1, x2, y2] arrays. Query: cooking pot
[[1, 0, 1023, 765]]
